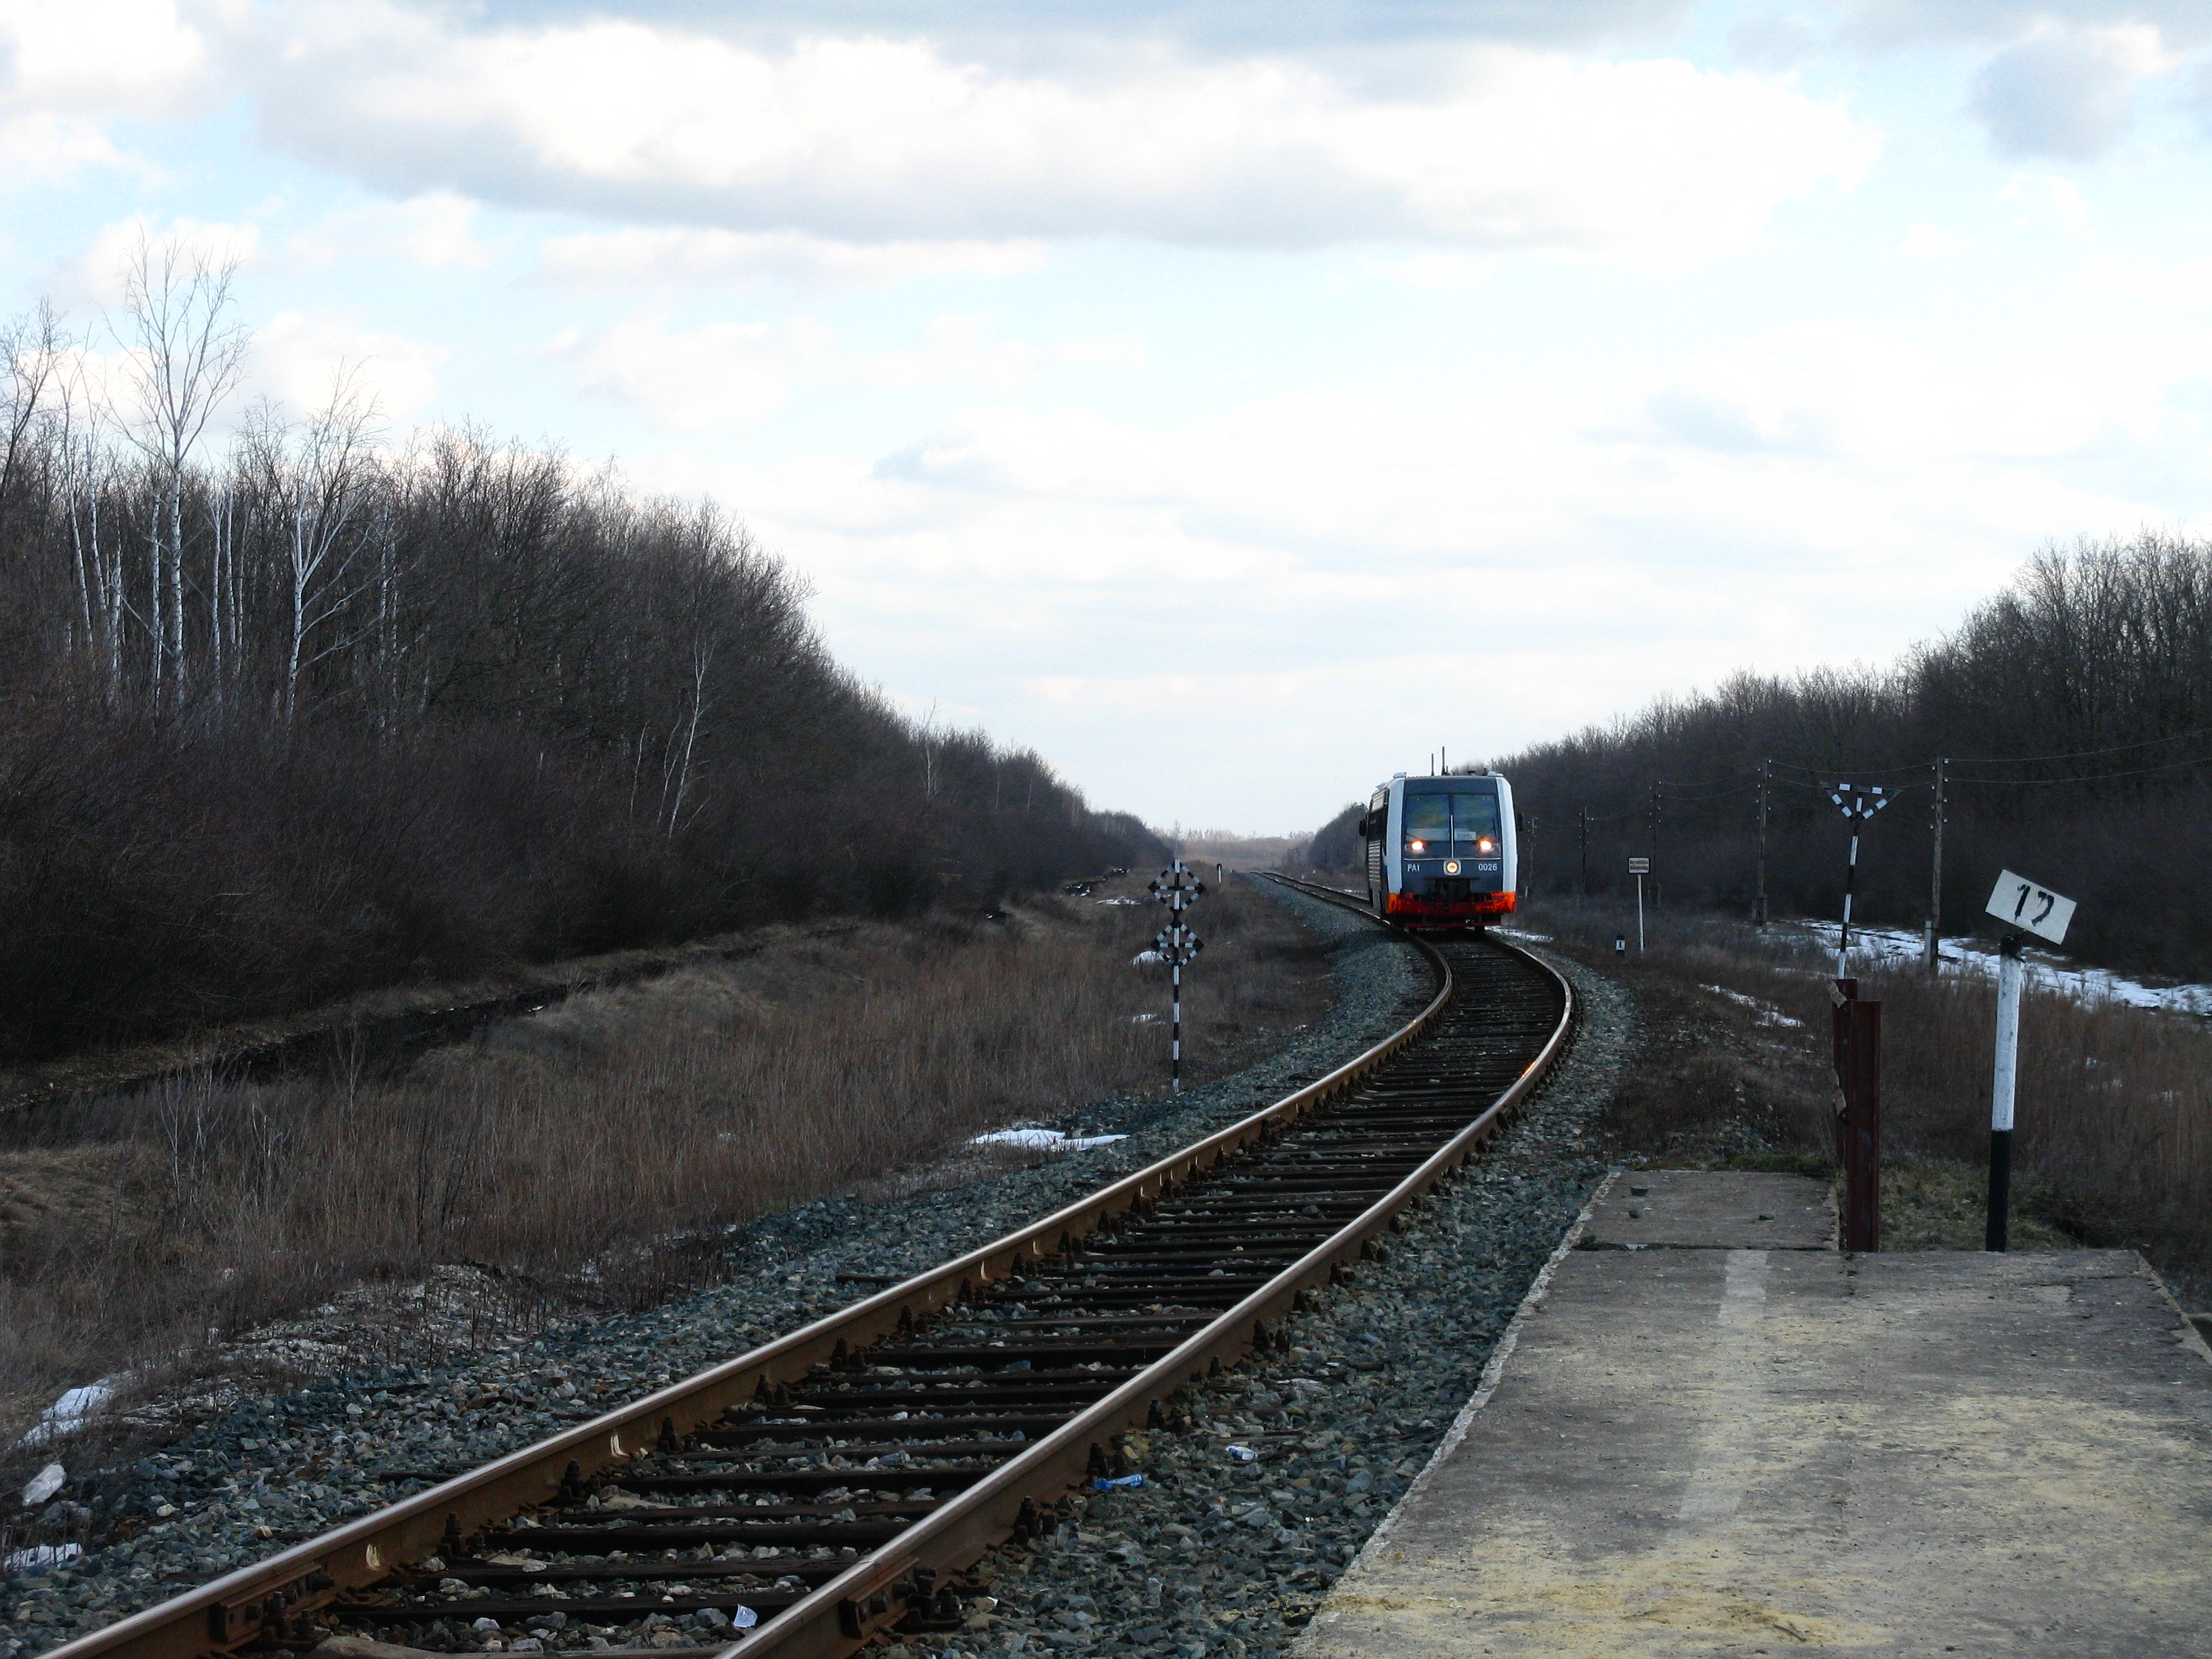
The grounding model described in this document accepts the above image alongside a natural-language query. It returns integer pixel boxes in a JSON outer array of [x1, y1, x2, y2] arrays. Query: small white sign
[[1627, 857, 1650, 874], [1984, 869, 2076, 945]]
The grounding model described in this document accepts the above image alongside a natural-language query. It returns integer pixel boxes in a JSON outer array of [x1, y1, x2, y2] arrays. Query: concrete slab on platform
[[1298, 1173, 2212, 1659], [1581, 1168, 1834, 1251]]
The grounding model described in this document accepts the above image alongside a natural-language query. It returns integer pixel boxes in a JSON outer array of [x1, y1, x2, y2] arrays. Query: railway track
[[40, 880, 1570, 1659]]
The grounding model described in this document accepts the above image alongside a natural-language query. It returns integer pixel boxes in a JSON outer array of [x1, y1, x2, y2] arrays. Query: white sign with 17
[[1984, 869, 2076, 945]]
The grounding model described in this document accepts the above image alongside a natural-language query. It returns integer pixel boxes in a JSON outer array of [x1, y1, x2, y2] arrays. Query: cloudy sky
[[5, 1, 2209, 832]]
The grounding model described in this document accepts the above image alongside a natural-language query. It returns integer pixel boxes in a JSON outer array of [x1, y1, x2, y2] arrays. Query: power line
[[1950, 722, 2212, 766], [1950, 752, 2212, 787]]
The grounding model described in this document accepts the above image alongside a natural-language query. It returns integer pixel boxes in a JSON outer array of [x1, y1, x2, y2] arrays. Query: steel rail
[[732, 916, 1570, 1659], [39, 886, 1570, 1659]]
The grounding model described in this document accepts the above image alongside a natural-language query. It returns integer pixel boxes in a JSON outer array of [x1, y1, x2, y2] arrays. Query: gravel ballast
[[3, 899, 1633, 1659], [3, 882, 1433, 1655], [932, 939, 1629, 1659]]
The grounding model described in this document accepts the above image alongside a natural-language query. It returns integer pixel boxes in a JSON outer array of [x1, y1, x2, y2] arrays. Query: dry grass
[[1524, 898, 2212, 1303], [0, 873, 1330, 1469]]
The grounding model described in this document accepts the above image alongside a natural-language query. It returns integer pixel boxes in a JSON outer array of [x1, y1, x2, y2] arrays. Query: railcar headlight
[[1407, 839, 1426, 853], [1444, 860, 1460, 875], [1477, 838, 1495, 852]]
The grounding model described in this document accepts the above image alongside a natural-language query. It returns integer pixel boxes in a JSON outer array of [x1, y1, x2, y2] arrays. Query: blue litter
[[1225, 1444, 1260, 1462], [1093, 1473, 1145, 1490]]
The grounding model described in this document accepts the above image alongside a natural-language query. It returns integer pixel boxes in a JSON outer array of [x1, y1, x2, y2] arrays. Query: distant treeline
[[1444, 535, 2211, 978], [1300, 536, 2212, 977], [0, 254, 1160, 1065]]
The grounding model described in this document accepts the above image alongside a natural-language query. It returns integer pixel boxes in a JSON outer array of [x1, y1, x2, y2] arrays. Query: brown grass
[[1523, 899, 2212, 1302], [0, 874, 1330, 1468]]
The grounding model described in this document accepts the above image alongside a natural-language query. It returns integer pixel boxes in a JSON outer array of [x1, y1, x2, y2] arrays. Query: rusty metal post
[[1831, 977, 1881, 1252]]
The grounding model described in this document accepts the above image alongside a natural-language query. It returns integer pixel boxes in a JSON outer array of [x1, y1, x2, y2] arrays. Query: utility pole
[[1755, 759, 1769, 928], [1650, 780, 1662, 909], [1578, 805, 1589, 899], [1925, 756, 1947, 971]]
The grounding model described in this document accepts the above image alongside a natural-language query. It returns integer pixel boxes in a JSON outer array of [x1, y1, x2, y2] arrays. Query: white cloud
[[0, 0, 207, 184], [242, 9, 1876, 263], [284, 194, 492, 272], [535, 228, 1049, 293], [1361, 250, 1503, 289], [0, 0, 207, 115], [554, 309, 1143, 430], [0, 111, 125, 181], [252, 309, 449, 421], [1897, 223, 1975, 260], [552, 310, 838, 430], [1999, 172, 2090, 234], [1635, 321, 2196, 463], [1967, 25, 2169, 162]]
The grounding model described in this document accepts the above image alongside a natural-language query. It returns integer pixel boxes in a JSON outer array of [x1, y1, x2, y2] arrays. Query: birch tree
[[115, 232, 249, 710], [243, 373, 383, 726]]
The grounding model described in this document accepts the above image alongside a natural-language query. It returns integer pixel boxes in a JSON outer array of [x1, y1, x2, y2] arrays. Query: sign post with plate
[[1627, 856, 1650, 950], [1981, 869, 2077, 1251]]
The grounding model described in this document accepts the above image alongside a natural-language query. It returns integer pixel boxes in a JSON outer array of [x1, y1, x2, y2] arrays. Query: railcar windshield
[[1450, 792, 1501, 847], [1401, 788, 1502, 854], [1402, 794, 1450, 850]]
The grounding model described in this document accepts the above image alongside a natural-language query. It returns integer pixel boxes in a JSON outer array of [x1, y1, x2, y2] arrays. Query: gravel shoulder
[[3, 882, 1434, 1658]]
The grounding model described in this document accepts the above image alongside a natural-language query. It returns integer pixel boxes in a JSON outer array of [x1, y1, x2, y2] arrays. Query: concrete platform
[[1298, 1172, 2212, 1658]]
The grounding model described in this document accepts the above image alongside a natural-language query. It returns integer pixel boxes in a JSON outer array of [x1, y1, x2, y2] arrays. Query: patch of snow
[[15, 1379, 120, 1448], [970, 1128, 1129, 1152], [1130, 949, 1165, 965], [1700, 984, 1805, 1029], [21, 1462, 65, 1506], [2, 1542, 80, 1573], [1094, 897, 1141, 906], [1782, 922, 2212, 1017], [1495, 928, 1554, 943]]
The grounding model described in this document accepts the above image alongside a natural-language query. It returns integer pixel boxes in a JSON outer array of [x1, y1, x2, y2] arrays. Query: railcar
[[1358, 771, 1518, 925]]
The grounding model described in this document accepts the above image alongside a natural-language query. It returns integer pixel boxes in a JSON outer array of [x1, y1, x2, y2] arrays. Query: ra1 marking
[[1983, 868, 2076, 946]]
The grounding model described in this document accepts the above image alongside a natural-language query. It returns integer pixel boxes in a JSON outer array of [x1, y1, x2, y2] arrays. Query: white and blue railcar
[[1358, 772, 1518, 925]]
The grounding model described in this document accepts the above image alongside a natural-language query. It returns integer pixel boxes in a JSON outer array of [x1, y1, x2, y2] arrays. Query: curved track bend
[[41, 880, 1570, 1659]]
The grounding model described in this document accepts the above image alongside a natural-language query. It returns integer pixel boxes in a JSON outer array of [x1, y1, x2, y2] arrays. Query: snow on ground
[[1701, 984, 1805, 1028], [14, 1380, 119, 1449], [1777, 921, 2212, 1017], [969, 1127, 1130, 1151]]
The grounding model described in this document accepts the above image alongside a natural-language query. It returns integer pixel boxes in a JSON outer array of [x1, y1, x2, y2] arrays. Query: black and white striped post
[[1980, 869, 2076, 1252], [1825, 782, 1893, 975], [1149, 861, 1206, 1093]]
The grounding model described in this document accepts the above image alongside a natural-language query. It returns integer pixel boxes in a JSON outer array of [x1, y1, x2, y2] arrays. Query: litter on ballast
[[732, 1607, 760, 1629], [22, 1462, 66, 1507], [971, 1128, 1129, 1152], [1094, 1473, 1145, 1490], [1225, 1444, 1261, 1462]]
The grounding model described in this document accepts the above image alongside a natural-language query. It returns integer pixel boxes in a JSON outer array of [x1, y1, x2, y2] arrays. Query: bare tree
[[0, 300, 66, 527], [241, 371, 384, 726], [114, 231, 250, 710]]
